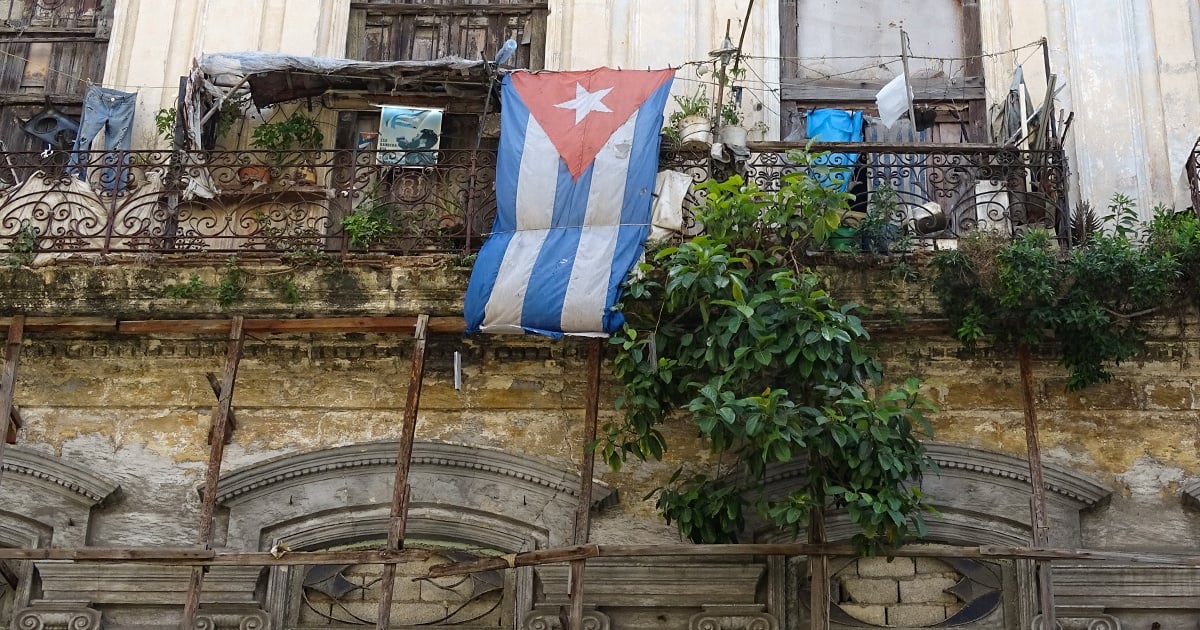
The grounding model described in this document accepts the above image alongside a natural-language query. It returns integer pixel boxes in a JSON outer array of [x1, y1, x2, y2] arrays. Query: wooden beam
[[568, 338, 603, 630], [0, 542, 1194, 569], [0, 317, 116, 333], [376, 314, 430, 630], [0, 547, 433, 565], [1018, 344, 1056, 630], [350, 2, 547, 15], [426, 543, 1200, 578], [0, 316, 25, 492], [205, 373, 236, 445], [180, 317, 245, 630], [780, 76, 985, 103], [4, 405, 20, 445], [118, 316, 464, 335]]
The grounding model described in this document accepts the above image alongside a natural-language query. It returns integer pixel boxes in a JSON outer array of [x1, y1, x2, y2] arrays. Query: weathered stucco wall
[[982, 0, 1200, 213], [2, 257, 1199, 553], [101, 0, 351, 148]]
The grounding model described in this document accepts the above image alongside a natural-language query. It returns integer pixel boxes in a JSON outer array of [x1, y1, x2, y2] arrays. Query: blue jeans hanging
[[68, 86, 137, 191]]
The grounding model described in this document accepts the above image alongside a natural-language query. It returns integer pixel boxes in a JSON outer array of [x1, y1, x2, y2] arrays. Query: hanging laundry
[[68, 86, 137, 191], [807, 109, 863, 192], [875, 73, 912, 129]]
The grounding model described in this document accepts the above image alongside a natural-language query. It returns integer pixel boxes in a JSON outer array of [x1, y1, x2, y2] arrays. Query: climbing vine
[[604, 155, 937, 552], [934, 195, 1187, 390]]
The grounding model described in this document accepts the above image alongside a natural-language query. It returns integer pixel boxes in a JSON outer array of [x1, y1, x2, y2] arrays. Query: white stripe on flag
[[480, 229, 551, 333], [515, 116, 559, 231], [558, 111, 639, 332]]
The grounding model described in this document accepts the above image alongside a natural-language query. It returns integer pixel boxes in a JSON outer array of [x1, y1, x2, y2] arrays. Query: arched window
[[753, 443, 1111, 629], [216, 441, 611, 630]]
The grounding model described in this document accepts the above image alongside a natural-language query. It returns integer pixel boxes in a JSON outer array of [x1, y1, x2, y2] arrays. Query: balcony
[[0, 143, 1067, 261], [665, 142, 1069, 244]]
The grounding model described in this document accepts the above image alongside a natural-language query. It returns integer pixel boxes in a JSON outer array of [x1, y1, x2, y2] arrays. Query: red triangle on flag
[[511, 68, 674, 180]]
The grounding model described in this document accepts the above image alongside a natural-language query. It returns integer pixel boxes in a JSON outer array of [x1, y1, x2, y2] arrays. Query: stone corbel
[[195, 605, 270, 630], [524, 605, 611, 630], [1032, 613, 1122, 630], [689, 604, 779, 630], [12, 600, 101, 630]]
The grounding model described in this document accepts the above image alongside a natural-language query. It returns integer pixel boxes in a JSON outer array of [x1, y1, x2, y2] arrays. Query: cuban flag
[[465, 68, 675, 337]]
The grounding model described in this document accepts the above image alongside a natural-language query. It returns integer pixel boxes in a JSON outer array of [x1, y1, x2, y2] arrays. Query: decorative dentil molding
[[525, 607, 611, 630], [215, 441, 614, 507], [761, 442, 1111, 508], [13, 601, 101, 630], [1, 447, 119, 505], [689, 605, 778, 630]]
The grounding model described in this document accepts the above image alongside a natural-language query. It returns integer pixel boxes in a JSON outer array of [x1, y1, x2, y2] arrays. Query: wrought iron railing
[[1187, 137, 1200, 214], [0, 143, 1067, 260], [662, 142, 1070, 246], [0, 149, 496, 256]]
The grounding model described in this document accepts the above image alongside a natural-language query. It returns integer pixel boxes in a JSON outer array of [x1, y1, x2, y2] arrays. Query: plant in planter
[[856, 186, 901, 254], [668, 90, 711, 150], [341, 196, 397, 250], [249, 111, 325, 185], [717, 99, 747, 147]]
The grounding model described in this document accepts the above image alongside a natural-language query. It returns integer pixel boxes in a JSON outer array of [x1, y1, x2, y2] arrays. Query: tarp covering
[[464, 68, 674, 337], [198, 52, 486, 83]]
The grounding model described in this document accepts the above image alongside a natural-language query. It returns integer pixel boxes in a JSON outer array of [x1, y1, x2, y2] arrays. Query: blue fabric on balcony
[[806, 109, 862, 191]]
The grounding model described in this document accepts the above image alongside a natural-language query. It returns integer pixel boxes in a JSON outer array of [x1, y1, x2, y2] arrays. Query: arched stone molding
[[1, 448, 117, 630], [217, 442, 614, 630], [1180, 478, 1200, 509], [752, 442, 1111, 547], [216, 441, 613, 551], [0, 446, 119, 548]]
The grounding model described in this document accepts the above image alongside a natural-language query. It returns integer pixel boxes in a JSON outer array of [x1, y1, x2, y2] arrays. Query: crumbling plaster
[[1, 259, 1200, 554]]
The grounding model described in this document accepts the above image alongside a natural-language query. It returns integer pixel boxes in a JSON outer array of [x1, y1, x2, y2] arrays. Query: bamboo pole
[[1018, 344, 1055, 630], [375, 314, 430, 630], [0, 315, 24, 494], [180, 316, 245, 630], [568, 338, 603, 630]]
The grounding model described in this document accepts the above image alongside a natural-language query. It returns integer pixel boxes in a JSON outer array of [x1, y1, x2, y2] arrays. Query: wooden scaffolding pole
[[1018, 344, 1055, 630], [0, 315, 24, 493], [375, 314, 430, 630], [180, 316, 245, 630], [568, 338, 603, 630]]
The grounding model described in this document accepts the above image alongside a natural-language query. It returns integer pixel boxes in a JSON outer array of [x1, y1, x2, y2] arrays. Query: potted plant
[[249, 111, 325, 186], [718, 100, 747, 147], [669, 90, 711, 150]]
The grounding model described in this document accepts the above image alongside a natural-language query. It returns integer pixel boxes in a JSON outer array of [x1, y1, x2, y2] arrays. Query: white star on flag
[[554, 83, 614, 124]]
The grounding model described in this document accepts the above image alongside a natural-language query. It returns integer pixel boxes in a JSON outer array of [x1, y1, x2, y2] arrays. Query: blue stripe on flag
[[519, 226, 583, 338], [493, 76, 529, 234], [603, 79, 674, 333], [463, 228, 515, 332]]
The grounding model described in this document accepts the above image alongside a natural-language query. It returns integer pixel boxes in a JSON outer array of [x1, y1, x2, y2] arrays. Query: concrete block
[[898, 576, 959, 605], [841, 578, 899, 605], [838, 604, 887, 626], [855, 557, 915, 578], [887, 604, 948, 627], [913, 557, 955, 575]]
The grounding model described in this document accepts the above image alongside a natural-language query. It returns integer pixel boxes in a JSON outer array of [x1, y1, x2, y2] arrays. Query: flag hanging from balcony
[[464, 68, 675, 337]]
